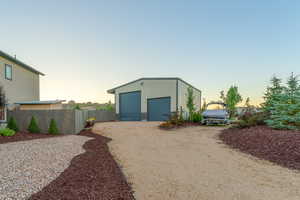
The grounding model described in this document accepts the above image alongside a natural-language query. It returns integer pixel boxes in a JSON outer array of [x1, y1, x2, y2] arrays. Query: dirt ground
[[93, 122, 300, 200]]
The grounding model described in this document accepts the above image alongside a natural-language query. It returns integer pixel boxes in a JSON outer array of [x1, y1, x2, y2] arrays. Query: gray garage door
[[119, 91, 141, 121], [147, 97, 171, 121]]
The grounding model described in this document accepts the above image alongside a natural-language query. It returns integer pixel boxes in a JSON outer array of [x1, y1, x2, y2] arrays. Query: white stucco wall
[[177, 80, 201, 113], [114, 79, 177, 114]]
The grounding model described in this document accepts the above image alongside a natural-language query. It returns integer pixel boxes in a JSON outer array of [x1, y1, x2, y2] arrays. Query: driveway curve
[[94, 122, 300, 200]]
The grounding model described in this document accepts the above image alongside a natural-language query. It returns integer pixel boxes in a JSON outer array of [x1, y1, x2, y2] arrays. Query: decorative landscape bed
[[0, 131, 61, 144], [29, 130, 135, 200], [219, 126, 300, 170]]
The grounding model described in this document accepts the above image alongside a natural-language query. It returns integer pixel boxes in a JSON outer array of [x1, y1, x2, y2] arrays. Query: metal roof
[[0, 50, 45, 76], [107, 77, 201, 94], [15, 100, 65, 105]]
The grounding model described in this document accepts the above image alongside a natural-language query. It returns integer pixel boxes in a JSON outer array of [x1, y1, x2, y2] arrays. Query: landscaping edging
[[29, 130, 135, 200], [219, 126, 300, 171]]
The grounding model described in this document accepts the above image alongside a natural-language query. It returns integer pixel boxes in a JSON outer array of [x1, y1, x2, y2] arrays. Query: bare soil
[[220, 125, 300, 170], [94, 122, 300, 200]]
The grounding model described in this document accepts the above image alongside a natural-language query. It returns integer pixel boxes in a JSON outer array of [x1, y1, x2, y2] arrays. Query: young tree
[[200, 98, 208, 113], [186, 87, 196, 121], [48, 119, 59, 134], [265, 73, 300, 130], [262, 76, 284, 114], [220, 86, 243, 118], [28, 116, 40, 133]]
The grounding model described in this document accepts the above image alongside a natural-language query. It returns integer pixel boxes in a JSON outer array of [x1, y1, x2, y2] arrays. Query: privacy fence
[[8, 109, 116, 134]]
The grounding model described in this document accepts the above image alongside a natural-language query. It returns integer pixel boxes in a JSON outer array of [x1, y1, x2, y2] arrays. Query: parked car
[[202, 102, 229, 125]]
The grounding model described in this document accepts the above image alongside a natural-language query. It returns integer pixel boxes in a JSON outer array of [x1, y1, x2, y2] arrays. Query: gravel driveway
[[94, 122, 300, 200], [0, 136, 91, 200]]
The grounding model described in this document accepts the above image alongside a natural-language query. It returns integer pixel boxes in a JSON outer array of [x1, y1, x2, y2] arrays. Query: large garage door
[[147, 97, 171, 121], [119, 91, 141, 121]]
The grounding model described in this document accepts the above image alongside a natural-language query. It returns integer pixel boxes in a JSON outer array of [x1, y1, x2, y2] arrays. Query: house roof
[[0, 50, 45, 76], [107, 77, 201, 94], [15, 100, 65, 105]]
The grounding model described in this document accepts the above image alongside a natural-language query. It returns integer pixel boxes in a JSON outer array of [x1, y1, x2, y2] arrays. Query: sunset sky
[[1, 1, 300, 105]]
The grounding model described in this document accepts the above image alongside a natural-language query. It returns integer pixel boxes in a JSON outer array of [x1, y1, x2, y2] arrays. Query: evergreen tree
[[48, 119, 59, 134], [28, 116, 40, 133], [262, 76, 284, 114], [265, 73, 300, 130], [7, 116, 19, 132]]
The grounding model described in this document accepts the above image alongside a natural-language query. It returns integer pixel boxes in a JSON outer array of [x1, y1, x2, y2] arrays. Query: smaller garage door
[[147, 97, 171, 121]]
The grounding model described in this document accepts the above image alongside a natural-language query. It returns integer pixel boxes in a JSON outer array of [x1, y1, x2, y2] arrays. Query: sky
[[1, 0, 300, 105]]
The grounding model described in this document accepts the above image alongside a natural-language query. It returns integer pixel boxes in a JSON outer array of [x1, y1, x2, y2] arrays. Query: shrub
[[236, 111, 267, 128], [7, 116, 19, 132], [169, 112, 184, 126], [0, 128, 15, 136], [159, 121, 174, 129], [28, 116, 40, 133], [191, 112, 203, 123], [48, 119, 59, 134]]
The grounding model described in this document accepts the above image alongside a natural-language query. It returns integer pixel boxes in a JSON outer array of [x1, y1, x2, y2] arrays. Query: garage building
[[107, 77, 201, 121]]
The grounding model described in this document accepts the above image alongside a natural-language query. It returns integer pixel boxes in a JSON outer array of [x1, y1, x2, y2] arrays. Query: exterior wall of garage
[[110, 78, 201, 121], [177, 79, 201, 115], [114, 79, 177, 119]]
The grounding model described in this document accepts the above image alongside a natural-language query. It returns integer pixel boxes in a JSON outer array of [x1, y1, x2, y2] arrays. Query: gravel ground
[[0, 135, 91, 200], [94, 122, 300, 200]]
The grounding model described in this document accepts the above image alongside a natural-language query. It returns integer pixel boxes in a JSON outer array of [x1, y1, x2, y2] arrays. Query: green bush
[[7, 116, 19, 132], [28, 116, 40, 133], [48, 119, 59, 134], [236, 112, 267, 128], [0, 128, 15, 136], [191, 112, 203, 123]]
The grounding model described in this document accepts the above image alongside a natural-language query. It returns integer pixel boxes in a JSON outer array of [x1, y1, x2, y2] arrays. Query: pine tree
[[28, 116, 40, 133], [7, 116, 19, 132], [265, 73, 300, 130], [48, 119, 59, 134]]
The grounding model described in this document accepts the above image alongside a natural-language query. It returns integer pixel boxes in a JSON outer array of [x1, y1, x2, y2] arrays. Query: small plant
[[85, 117, 96, 128], [191, 112, 203, 123], [0, 128, 15, 136], [48, 119, 59, 134], [28, 116, 40, 133], [7, 116, 19, 132], [74, 104, 81, 110]]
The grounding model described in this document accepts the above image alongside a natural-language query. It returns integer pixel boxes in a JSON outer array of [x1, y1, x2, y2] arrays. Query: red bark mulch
[[219, 125, 300, 170], [0, 131, 61, 144], [29, 130, 135, 200]]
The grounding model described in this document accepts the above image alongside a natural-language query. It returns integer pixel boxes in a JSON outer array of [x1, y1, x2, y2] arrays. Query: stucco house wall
[[0, 55, 40, 104]]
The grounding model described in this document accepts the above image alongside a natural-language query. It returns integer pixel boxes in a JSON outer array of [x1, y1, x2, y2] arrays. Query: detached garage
[[107, 77, 201, 121]]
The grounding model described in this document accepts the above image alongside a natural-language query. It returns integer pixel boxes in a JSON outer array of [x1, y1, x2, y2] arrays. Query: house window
[[5, 64, 12, 80]]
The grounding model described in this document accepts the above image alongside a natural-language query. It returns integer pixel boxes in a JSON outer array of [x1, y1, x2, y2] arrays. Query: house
[[15, 100, 65, 110], [107, 77, 201, 121], [0, 50, 44, 121]]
